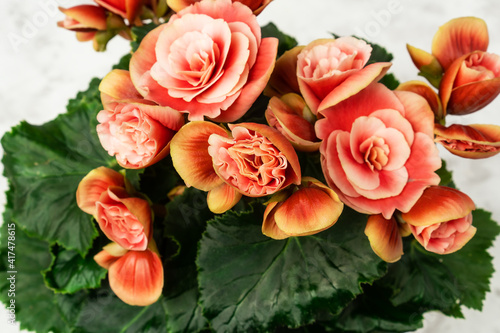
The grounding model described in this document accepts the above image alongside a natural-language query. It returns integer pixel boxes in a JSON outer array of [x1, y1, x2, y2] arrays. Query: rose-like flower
[[296, 37, 391, 114], [129, 0, 278, 122], [316, 83, 441, 219], [400, 186, 476, 254], [167, 0, 273, 15], [170, 121, 301, 212], [94, 242, 164, 306], [94, 0, 144, 22], [95, 186, 152, 251], [262, 177, 343, 239], [434, 123, 500, 159], [265, 93, 321, 152], [97, 69, 185, 169], [208, 123, 301, 197]]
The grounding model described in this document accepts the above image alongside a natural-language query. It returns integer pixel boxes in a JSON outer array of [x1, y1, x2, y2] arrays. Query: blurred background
[[1, 0, 499, 332]]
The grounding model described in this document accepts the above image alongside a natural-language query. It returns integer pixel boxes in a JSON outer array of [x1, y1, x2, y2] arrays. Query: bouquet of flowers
[[1, 0, 500, 332]]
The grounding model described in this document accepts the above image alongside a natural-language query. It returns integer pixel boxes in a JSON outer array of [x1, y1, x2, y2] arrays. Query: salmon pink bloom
[[316, 83, 441, 219], [434, 123, 500, 159], [262, 177, 343, 239], [296, 37, 391, 114], [95, 186, 152, 251], [401, 186, 476, 254], [170, 121, 301, 213], [97, 70, 185, 169], [167, 0, 273, 15], [130, 0, 278, 122], [94, 242, 164, 306], [76, 166, 125, 216]]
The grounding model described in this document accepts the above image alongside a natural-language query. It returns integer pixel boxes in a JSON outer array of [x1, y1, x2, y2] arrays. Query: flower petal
[[264, 46, 304, 98], [99, 70, 143, 109], [207, 182, 243, 214], [401, 186, 475, 227], [108, 248, 164, 306], [170, 121, 228, 191], [396, 80, 443, 120], [93, 242, 127, 269], [262, 201, 290, 240], [76, 167, 125, 215], [447, 77, 500, 115], [432, 17, 489, 70], [364, 215, 403, 263]]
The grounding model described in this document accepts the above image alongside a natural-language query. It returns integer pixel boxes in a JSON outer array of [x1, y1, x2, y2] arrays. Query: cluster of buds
[[57, 0, 170, 51], [76, 167, 163, 306], [403, 17, 500, 159]]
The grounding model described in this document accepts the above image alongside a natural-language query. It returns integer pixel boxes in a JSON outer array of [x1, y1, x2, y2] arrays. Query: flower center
[[360, 136, 390, 171]]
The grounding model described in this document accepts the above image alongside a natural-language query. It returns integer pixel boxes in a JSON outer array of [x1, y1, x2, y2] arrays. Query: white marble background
[[1, 0, 500, 332]]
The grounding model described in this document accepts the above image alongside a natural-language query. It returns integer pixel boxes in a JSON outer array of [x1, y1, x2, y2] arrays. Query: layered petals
[[316, 83, 441, 219], [265, 93, 320, 152], [76, 166, 125, 215], [262, 177, 343, 239], [440, 51, 500, 115], [364, 215, 403, 263], [432, 17, 489, 70], [130, 0, 278, 121], [96, 186, 152, 251], [435, 123, 500, 158], [296, 37, 391, 114], [401, 186, 476, 254], [208, 122, 301, 197]]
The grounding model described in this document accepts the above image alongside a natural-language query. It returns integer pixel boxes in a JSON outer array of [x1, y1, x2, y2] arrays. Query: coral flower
[[167, 0, 273, 15], [130, 0, 278, 122], [316, 83, 441, 219]]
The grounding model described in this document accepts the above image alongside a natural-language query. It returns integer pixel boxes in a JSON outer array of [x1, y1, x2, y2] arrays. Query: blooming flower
[[262, 177, 343, 239], [129, 0, 279, 122], [400, 186, 476, 254], [316, 83, 441, 219], [97, 69, 185, 169], [170, 121, 301, 213]]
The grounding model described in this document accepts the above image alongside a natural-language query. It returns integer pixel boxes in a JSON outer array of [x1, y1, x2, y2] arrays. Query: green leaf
[[43, 243, 107, 294], [1, 78, 115, 255], [0, 206, 69, 333], [436, 159, 455, 188], [379, 73, 400, 90], [112, 53, 132, 71], [161, 187, 214, 333], [261, 22, 298, 57], [197, 206, 386, 332], [382, 209, 500, 317]]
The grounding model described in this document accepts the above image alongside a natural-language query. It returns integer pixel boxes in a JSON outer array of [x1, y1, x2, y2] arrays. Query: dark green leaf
[[262, 22, 298, 57], [0, 206, 69, 333], [197, 206, 386, 332], [379, 73, 400, 90], [43, 244, 107, 294], [436, 160, 455, 188], [112, 53, 132, 70], [162, 187, 214, 333], [1, 78, 115, 255]]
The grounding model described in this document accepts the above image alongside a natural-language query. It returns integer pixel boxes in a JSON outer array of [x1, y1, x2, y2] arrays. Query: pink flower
[[95, 186, 152, 251], [94, 242, 164, 306], [316, 83, 442, 219], [97, 70, 185, 169], [166, 0, 273, 15], [296, 37, 391, 114], [170, 121, 301, 212], [129, 0, 278, 122], [401, 186, 476, 254]]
